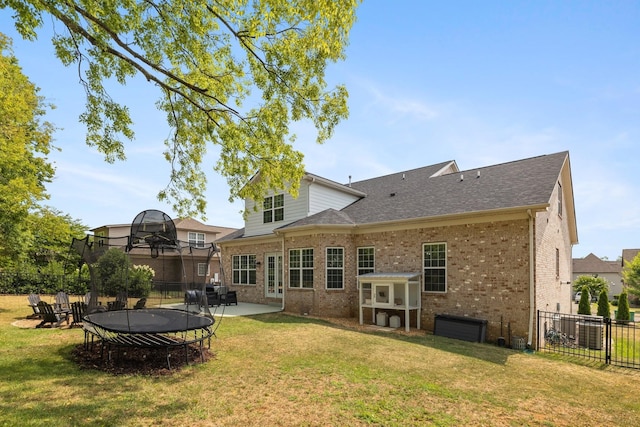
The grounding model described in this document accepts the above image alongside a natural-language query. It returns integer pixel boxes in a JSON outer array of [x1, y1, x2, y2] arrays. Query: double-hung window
[[423, 243, 447, 292], [197, 263, 209, 277], [188, 232, 205, 248], [289, 248, 314, 288], [263, 194, 284, 223], [232, 255, 256, 285], [357, 247, 375, 276], [326, 247, 344, 289]]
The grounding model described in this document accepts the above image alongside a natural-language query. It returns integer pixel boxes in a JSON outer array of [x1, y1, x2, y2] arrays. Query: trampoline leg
[[166, 348, 171, 370]]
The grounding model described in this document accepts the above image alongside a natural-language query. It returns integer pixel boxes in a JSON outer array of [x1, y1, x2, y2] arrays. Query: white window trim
[[325, 247, 344, 290], [423, 242, 447, 293], [197, 263, 210, 277], [357, 246, 375, 276], [232, 254, 257, 285], [188, 232, 206, 248], [263, 194, 285, 224], [289, 248, 314, 289]]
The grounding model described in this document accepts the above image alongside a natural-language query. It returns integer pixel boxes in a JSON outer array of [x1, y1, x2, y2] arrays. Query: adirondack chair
[[36, 301, 69, 328], [55, 292, 71, 315], [27, 294, 42, 318], [133, 298, 147, 309], [70, 301, 87, 327]]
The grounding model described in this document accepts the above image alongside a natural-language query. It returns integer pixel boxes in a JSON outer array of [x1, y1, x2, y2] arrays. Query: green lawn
[[1, 294, 639, 426]]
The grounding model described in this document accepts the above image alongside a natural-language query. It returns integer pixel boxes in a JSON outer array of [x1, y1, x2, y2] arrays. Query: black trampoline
[[72, 209, 221, 369], [84, 308, 214, 369]]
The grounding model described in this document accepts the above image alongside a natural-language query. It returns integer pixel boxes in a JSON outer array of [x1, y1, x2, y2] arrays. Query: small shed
[[358, 272, 422, 332]]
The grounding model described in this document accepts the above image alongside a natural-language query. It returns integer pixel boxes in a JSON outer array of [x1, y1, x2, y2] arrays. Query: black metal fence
[[537, 310, 640, 369]]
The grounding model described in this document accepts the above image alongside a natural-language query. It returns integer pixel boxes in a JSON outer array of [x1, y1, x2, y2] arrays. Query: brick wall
[[221, 217, 539, 342]]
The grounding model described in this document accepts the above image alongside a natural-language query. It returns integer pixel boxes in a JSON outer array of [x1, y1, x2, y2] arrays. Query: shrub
[[92, 249, 153, 297], [578, 286, 591, 315], [597, 289, 610, 318], [616, 291, 630, 322]]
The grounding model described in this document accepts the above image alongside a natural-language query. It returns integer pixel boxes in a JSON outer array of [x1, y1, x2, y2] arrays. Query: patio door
[[265, 253, 283, 299]]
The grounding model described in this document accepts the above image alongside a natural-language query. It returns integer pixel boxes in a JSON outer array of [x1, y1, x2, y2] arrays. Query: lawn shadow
[[243, 312, 519, 365]]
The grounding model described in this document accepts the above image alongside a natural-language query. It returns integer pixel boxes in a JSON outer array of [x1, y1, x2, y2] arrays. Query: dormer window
[[263, 194, 284, 223]]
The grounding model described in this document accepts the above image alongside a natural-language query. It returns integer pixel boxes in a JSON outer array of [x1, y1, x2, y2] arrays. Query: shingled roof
[[573, 253, 621, 274], [282, 151, 570, 228]]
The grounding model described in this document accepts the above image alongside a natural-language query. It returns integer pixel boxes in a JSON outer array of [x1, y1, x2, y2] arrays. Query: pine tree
[[578, 286, 591, 315], [616, 291, 630, 322], [597, 289, 610, 318]]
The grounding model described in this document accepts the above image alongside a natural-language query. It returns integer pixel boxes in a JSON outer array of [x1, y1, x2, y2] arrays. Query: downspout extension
[[527, 209, 535, 348]]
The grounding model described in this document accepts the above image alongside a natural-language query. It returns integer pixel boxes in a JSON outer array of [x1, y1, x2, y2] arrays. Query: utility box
[[389, 315, 401, 328], [434, 314, 487, 343], [376, 312, 388, 327]]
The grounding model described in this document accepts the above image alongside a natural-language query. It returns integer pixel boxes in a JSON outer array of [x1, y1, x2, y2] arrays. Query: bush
[[616, 291, 630, 322], [597, 289, 610, 318], [578, 286, 591, 315], [93, 249, 152, 297]]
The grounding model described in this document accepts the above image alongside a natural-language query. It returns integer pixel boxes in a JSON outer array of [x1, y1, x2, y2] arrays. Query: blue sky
[[1, 1, 639, 260]]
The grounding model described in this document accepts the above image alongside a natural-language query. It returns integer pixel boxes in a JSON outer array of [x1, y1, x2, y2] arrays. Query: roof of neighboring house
[[92, 217, 237, 238], [622, 249, 640, 266], [573, 253, 621, 274], [173, 218, 237, 237]]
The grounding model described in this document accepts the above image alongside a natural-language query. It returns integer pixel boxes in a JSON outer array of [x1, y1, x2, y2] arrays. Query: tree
[[622, 253, 640, 300], [596, 289, 610, 318], [578, 286, 591, 315], [0, 34, 56, 268], [25, 206, 88, 273], [616, 291, 630, 322], [1, 1, 361, 218], [573, 275, 608, 301]]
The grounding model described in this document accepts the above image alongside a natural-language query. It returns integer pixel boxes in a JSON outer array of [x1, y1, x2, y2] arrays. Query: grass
[[2, 295, 640, 426]]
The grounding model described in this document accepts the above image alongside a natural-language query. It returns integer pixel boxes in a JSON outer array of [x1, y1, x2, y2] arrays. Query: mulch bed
[[71, 341, 214, 376]]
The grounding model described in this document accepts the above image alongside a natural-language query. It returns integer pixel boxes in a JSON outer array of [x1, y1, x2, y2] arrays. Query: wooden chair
[[70, 301, 87, 327], [55, 291, 71, 314], [36, 301, 69, 328], [133, 298, 147, 309], [27, 294, 42, 318]]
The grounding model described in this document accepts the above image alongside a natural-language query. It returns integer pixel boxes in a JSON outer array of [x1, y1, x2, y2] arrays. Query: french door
[[265, 253, 283, 299]]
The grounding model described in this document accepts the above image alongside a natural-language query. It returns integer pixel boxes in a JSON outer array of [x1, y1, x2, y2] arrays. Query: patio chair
[[205, 287, 221, 306], [221, 289, 238, 306], [107, 300, 126, 311], [115, 291, 128, 308], [27, 294, 42, 318], [36, 301, 69, 328], [55, 291, 71, 314], [133, 298, 147, 309], [70, 301, 87, 327]]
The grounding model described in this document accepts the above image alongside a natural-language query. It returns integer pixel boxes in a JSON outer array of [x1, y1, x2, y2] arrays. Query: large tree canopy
[[1, 0, 360, 217], [0, 34, 56, 267]]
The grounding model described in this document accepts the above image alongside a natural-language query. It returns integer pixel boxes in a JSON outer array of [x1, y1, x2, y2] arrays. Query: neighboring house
[[572, 253, 622, 301], [217, 151, 578, 348], [91, 217, 237, 286]]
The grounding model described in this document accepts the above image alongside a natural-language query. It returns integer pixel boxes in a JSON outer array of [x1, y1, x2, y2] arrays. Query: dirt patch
[[71, 341, 214, 376]]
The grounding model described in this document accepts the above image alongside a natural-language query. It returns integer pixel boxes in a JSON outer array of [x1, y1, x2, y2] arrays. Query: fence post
[[605, 317, 611, 365]]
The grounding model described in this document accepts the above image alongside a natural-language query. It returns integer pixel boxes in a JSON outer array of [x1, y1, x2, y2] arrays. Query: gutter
[[527, 209, 535, 348]]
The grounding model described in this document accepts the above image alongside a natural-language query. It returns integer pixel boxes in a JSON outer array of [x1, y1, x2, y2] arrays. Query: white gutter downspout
[[527, 209, 535, 348], [280, 233, 286, 311]]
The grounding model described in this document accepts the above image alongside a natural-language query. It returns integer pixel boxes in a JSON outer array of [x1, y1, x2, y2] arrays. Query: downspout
[[280, 232, 286, 311], [527, 209, 535, 348]]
